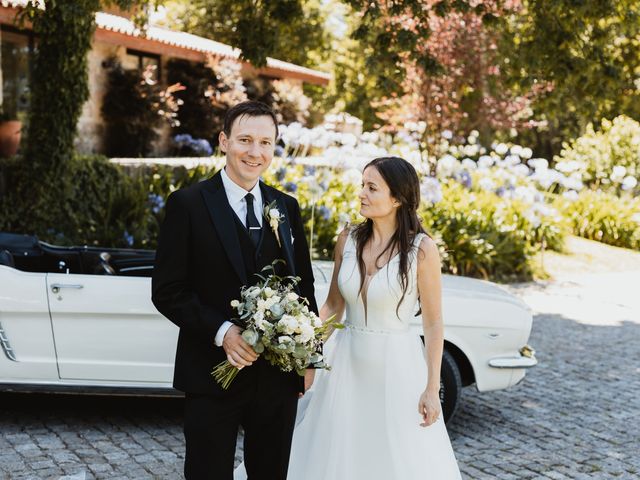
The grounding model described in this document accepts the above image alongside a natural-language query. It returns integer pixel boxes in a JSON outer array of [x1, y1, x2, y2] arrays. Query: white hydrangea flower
[[478, 177, 496, 192], [420, 176, 443, 204], [478, 155, 494, 169], [621, 176, 638, 191], [611, 165, 627, 181], [462, 158, 477, 171], [495, 143, 509, 155]]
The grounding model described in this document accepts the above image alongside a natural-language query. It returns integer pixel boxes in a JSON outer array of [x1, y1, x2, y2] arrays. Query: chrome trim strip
[[0, 321, 17, 362], [118, 266, 153, 272], [488, 356, 538, 369]]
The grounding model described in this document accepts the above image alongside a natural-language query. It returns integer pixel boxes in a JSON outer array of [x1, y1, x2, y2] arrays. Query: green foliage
[[499, 0, 640, 158], [102, 58, 181, 157], [555, 191, 640, 250], [421, 181, 563, 282], [166, 58, 220, 144], [554, 116, 640, 196], [163, 0, 330, 69], [19, 0, 101, 174], [0, 154, 152, 248]]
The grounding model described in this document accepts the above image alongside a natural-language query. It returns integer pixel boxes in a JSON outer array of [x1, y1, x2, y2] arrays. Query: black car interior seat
[[0, 249, 15, 268]]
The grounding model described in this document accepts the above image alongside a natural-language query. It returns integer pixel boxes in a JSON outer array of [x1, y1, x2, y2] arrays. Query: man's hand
[[222, 325, 258, 368], [299, 369, 316, 398]]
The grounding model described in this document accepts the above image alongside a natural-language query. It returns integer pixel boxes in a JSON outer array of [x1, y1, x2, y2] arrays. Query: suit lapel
[[201, 174, 248, 285], [261, 182, 296, 277]]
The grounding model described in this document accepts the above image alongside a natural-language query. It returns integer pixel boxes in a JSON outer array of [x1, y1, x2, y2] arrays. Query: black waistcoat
[[232, 213, 288, 285]]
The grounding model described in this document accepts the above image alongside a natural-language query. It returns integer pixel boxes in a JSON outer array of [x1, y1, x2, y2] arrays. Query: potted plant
[[0, 109, 22, 158]]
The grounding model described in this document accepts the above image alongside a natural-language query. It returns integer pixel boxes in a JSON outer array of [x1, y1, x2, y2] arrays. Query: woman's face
[[358, 166, 400, 220]]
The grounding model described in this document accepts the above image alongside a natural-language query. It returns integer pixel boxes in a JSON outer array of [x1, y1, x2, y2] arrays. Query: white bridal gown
[[235, 232, 461, 480]]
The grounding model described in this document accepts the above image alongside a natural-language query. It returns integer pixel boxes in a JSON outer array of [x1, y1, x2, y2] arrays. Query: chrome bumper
[[489, 345, 537, 369]]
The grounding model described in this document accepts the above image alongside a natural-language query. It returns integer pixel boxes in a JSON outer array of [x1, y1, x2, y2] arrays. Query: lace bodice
[[337, 231, 426, 332]]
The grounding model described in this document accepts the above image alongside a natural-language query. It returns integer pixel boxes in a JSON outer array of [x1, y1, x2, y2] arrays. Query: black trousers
[[183, 362, 299, 480]]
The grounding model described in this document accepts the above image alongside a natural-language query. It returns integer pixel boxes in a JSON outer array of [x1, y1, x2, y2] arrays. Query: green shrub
[[167, 59, 227, 147], [0, 154, 153, 248], [554, 190, 640, 250], [101, 58, 181, 157], [554, 115, 640, 195], [421, 182, 536, 281]]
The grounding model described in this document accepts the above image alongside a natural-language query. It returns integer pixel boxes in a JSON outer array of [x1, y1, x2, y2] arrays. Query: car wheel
[[440, 349, 462, 424]]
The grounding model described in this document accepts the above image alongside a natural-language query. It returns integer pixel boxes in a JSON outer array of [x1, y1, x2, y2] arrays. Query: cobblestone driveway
[[1, 271, 638, 479]]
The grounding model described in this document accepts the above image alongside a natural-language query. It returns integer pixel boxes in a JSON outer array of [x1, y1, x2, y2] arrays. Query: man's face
[[219, 114, 276, 190]]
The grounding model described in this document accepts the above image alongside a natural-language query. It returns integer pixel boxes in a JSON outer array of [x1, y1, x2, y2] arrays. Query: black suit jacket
[[151, 172, 317, 395]]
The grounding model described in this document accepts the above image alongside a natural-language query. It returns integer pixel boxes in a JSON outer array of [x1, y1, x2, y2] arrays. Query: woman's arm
[[319, 227, 349, 337], [303, 227, 349, 394], [416, 235, 445, 427]]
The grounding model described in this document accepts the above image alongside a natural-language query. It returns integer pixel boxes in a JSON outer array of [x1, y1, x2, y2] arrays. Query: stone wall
[[74, 40, 170, 156]]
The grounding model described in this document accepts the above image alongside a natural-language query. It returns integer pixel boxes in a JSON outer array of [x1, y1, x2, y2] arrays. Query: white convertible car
[[0, 232, 536, 423]]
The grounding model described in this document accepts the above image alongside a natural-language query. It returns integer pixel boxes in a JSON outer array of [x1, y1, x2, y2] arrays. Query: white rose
[[297, 323, 315, 343], [230, 300, 240, 308], [286, 292, 299, 302], [263, 287, 275, 298], [278, 315, 298, 335], [247, 286, 261, 298], [269, 208, 281, 220]]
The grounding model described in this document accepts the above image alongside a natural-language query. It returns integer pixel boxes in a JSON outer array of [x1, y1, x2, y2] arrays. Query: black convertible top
[[0, 232, 42, 255], [0, 232, 155, 277]]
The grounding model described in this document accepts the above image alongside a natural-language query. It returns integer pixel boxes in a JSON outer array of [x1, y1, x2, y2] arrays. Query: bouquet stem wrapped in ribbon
[[212, 261, 341, 389]]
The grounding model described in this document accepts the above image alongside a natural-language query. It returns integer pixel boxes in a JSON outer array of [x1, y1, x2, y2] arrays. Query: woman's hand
[[418, 388, 441, 427], [299, 369, 316, 398]]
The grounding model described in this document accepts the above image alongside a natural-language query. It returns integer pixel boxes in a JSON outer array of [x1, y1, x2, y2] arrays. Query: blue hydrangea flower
[[123, 230, 134, 247], [148, 193, 166, 214], [285, 182, 298, 193], [276, 167, 287, 182], [317, 205, 331, 220]]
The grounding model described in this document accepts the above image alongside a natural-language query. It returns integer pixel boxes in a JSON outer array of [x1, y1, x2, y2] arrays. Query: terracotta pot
[[0, 120, 22, 158]]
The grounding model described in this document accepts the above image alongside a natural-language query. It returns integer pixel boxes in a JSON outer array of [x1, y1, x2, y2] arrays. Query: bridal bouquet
[[212, 261, 340, 389]]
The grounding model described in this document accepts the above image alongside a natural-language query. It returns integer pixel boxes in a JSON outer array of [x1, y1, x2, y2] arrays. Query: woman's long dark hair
[[353, 157, 426, 317]]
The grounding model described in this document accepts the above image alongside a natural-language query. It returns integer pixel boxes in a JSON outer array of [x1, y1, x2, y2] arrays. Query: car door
[[0, 266, 58, 382], [46, 273, 178, 383]]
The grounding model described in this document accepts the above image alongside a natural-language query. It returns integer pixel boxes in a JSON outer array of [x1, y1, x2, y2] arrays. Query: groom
[[152, 101, 318, 479]]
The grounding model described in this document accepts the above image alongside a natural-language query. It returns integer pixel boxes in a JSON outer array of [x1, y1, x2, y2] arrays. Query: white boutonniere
[[264, 201, 284, 247]]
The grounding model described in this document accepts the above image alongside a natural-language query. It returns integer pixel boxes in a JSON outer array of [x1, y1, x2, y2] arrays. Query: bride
[[237, 156, 461, 479]]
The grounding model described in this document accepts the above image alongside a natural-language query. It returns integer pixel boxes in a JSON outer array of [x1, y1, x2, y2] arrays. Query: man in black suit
[[152, 101, 317, 479]]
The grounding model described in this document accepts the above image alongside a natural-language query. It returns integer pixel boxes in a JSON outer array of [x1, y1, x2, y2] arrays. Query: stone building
[[0, 1, 330, 156]]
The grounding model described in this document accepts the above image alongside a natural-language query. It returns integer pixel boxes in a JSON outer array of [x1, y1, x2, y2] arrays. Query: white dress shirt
[[214, 167, 264, 346]]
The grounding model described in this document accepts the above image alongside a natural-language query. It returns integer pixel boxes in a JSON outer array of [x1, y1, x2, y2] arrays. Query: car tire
[[440, 349, 462, 424]]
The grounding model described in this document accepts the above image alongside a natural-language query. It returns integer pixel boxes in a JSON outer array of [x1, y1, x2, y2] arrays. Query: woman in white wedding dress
[[237, 156, 461, 479]]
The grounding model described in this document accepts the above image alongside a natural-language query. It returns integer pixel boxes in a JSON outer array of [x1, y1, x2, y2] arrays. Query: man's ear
[[219, 131, 228, 153]]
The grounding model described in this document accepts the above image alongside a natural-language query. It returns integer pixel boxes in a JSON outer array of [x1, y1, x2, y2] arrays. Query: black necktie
[[245, 193, 261, 247]]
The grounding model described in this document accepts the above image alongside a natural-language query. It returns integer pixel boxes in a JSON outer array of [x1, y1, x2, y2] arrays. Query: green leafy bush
[[0, 154, 153, 248], [101, 58, 181, 157], [554, 190, 640, 250], [421, 182, 564, 281], [554, 115, 640, 195]]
